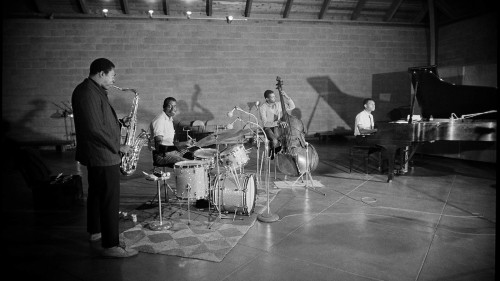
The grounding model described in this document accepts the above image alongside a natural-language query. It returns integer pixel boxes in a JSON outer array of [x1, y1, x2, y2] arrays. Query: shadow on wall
[[306, 73, 410, 133], [176, 84, 215, 124], [6, 99, 66, 141], [112, 83, 216, 135], [306, 76, 367, 134]]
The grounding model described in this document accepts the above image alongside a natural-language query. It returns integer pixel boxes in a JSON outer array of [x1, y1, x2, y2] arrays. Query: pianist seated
[[354, 98, 378, 144]]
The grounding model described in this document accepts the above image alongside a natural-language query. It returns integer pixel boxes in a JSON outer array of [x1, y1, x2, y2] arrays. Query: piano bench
[[349, 146, 382, 174]]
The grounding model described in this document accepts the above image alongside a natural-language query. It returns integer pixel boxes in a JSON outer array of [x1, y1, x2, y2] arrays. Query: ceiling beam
[[244, 0, 253, 17], [384, 0, 403, 22], [206, 0, 212, 16], [318, 0, 331, 20], [428, 0, 436, 65], [162, 0, 169, 15], [119, 0, 130, 14], [33, 0, 53, 14], [351, 0, 368, 20], [435, 0, 456, 19], [77, 0, 89, 14], [283, 0, 294, 19], [413, 1, 428, 23]]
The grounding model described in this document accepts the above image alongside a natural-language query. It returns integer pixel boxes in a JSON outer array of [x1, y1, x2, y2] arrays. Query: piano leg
[[380, 145, 398, 183]]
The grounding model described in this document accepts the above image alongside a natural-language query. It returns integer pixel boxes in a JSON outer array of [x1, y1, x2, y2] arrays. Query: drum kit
[[164, 126, 259, 227]]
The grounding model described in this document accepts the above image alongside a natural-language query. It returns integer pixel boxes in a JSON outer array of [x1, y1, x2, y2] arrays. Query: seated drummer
[[150, 97, 197, 167]]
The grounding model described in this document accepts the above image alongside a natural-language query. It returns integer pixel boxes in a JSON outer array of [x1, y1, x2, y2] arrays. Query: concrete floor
[[3, 137, 496, 281]]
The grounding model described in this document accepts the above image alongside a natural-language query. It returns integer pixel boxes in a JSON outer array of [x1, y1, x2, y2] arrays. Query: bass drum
[[211, 173, 257, 215]]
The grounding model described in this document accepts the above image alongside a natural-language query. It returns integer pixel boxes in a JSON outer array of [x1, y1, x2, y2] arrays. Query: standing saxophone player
[[72, 58, 138, 258]]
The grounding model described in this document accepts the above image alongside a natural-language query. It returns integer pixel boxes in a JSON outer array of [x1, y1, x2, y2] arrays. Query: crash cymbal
[[194, 128, 253, 147]]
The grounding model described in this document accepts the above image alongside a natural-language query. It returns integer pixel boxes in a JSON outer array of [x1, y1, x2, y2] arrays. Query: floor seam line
[[414, 174, 456, 281]]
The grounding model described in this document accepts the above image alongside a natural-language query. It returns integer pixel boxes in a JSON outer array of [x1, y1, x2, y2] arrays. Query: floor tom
[[174, 160, 209, 200]]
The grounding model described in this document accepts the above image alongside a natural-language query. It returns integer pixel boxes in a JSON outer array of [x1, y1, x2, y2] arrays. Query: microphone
[[227, 106, 236, 117], [226, 117, 240, 129]]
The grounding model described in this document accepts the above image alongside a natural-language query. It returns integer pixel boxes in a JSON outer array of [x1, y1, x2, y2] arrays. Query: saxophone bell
[[118, 87, 146, 176]]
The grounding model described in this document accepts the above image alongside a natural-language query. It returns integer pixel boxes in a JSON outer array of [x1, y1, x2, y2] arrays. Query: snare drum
[[193, 148, 218, 168], [219, 144, 249, 170], [174, 160, 209, 200], [211, 173, 256, 215]]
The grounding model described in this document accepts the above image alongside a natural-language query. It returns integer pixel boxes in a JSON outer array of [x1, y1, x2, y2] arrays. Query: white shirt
[[354, 110, 374, 136], [259, 99, 295, 128], [150, 112, 175, 146]]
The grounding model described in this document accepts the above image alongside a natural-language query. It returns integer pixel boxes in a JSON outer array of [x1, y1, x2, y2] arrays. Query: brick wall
[[438, 12, 497, 87], [3, 18, 429, 141]]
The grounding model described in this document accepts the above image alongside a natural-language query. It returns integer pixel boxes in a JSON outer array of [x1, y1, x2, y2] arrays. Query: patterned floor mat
[[120, 186, 279, 262]]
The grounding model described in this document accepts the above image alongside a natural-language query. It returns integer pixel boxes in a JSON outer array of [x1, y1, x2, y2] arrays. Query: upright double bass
[[275, 76, 319, 176]]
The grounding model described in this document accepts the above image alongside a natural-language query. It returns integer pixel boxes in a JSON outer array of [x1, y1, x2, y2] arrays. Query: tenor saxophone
[[112, 85, 150, 176]]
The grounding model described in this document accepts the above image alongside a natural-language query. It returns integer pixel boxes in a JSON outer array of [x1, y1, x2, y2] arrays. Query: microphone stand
[[208, 126, 232, 229], [232, 117, 279, 223], [233, 107, 263, 190]]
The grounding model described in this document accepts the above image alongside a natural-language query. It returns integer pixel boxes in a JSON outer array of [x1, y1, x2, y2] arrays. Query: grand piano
[[368, 65, 497, 182]]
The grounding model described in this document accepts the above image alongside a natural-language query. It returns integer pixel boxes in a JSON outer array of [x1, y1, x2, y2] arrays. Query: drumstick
[[230, 167, 241, 191]]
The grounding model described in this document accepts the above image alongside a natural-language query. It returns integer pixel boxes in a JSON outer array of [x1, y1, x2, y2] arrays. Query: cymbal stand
[[258, 135, 279, 222], [208, 126, 231, 229], [183, 127, 191, 143], [232, 108, 263, 189], [52, 101, 76, 148], [232, 119, 279, 223], [291, 142, 325, 196]]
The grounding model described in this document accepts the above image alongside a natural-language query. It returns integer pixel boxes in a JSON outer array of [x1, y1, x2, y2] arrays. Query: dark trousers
[[86, 164, 120, 248], [355, 135, 381, 153], [264, 127, 280, 148]]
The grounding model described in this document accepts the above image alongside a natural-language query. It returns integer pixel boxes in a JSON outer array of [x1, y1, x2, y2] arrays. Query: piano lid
[[408, 65, 497, 120]]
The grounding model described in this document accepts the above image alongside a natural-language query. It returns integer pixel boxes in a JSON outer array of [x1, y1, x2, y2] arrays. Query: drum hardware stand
[[143, 171, 173, 231], [228, 117, 278, 222], [185, 184, 191, 225], [208, 127, 232, 229], [256, 130, 279, 223], [290, 142, 325, 196], [231, 108, 264, 188], [52, 101, 77, 149], [257, 138, 279, 222], [260, 149, 277, 181]]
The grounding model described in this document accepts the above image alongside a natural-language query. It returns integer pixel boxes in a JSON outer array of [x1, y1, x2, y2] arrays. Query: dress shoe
[[89, 233, 102, 242], [102, 246, 138, 258]]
